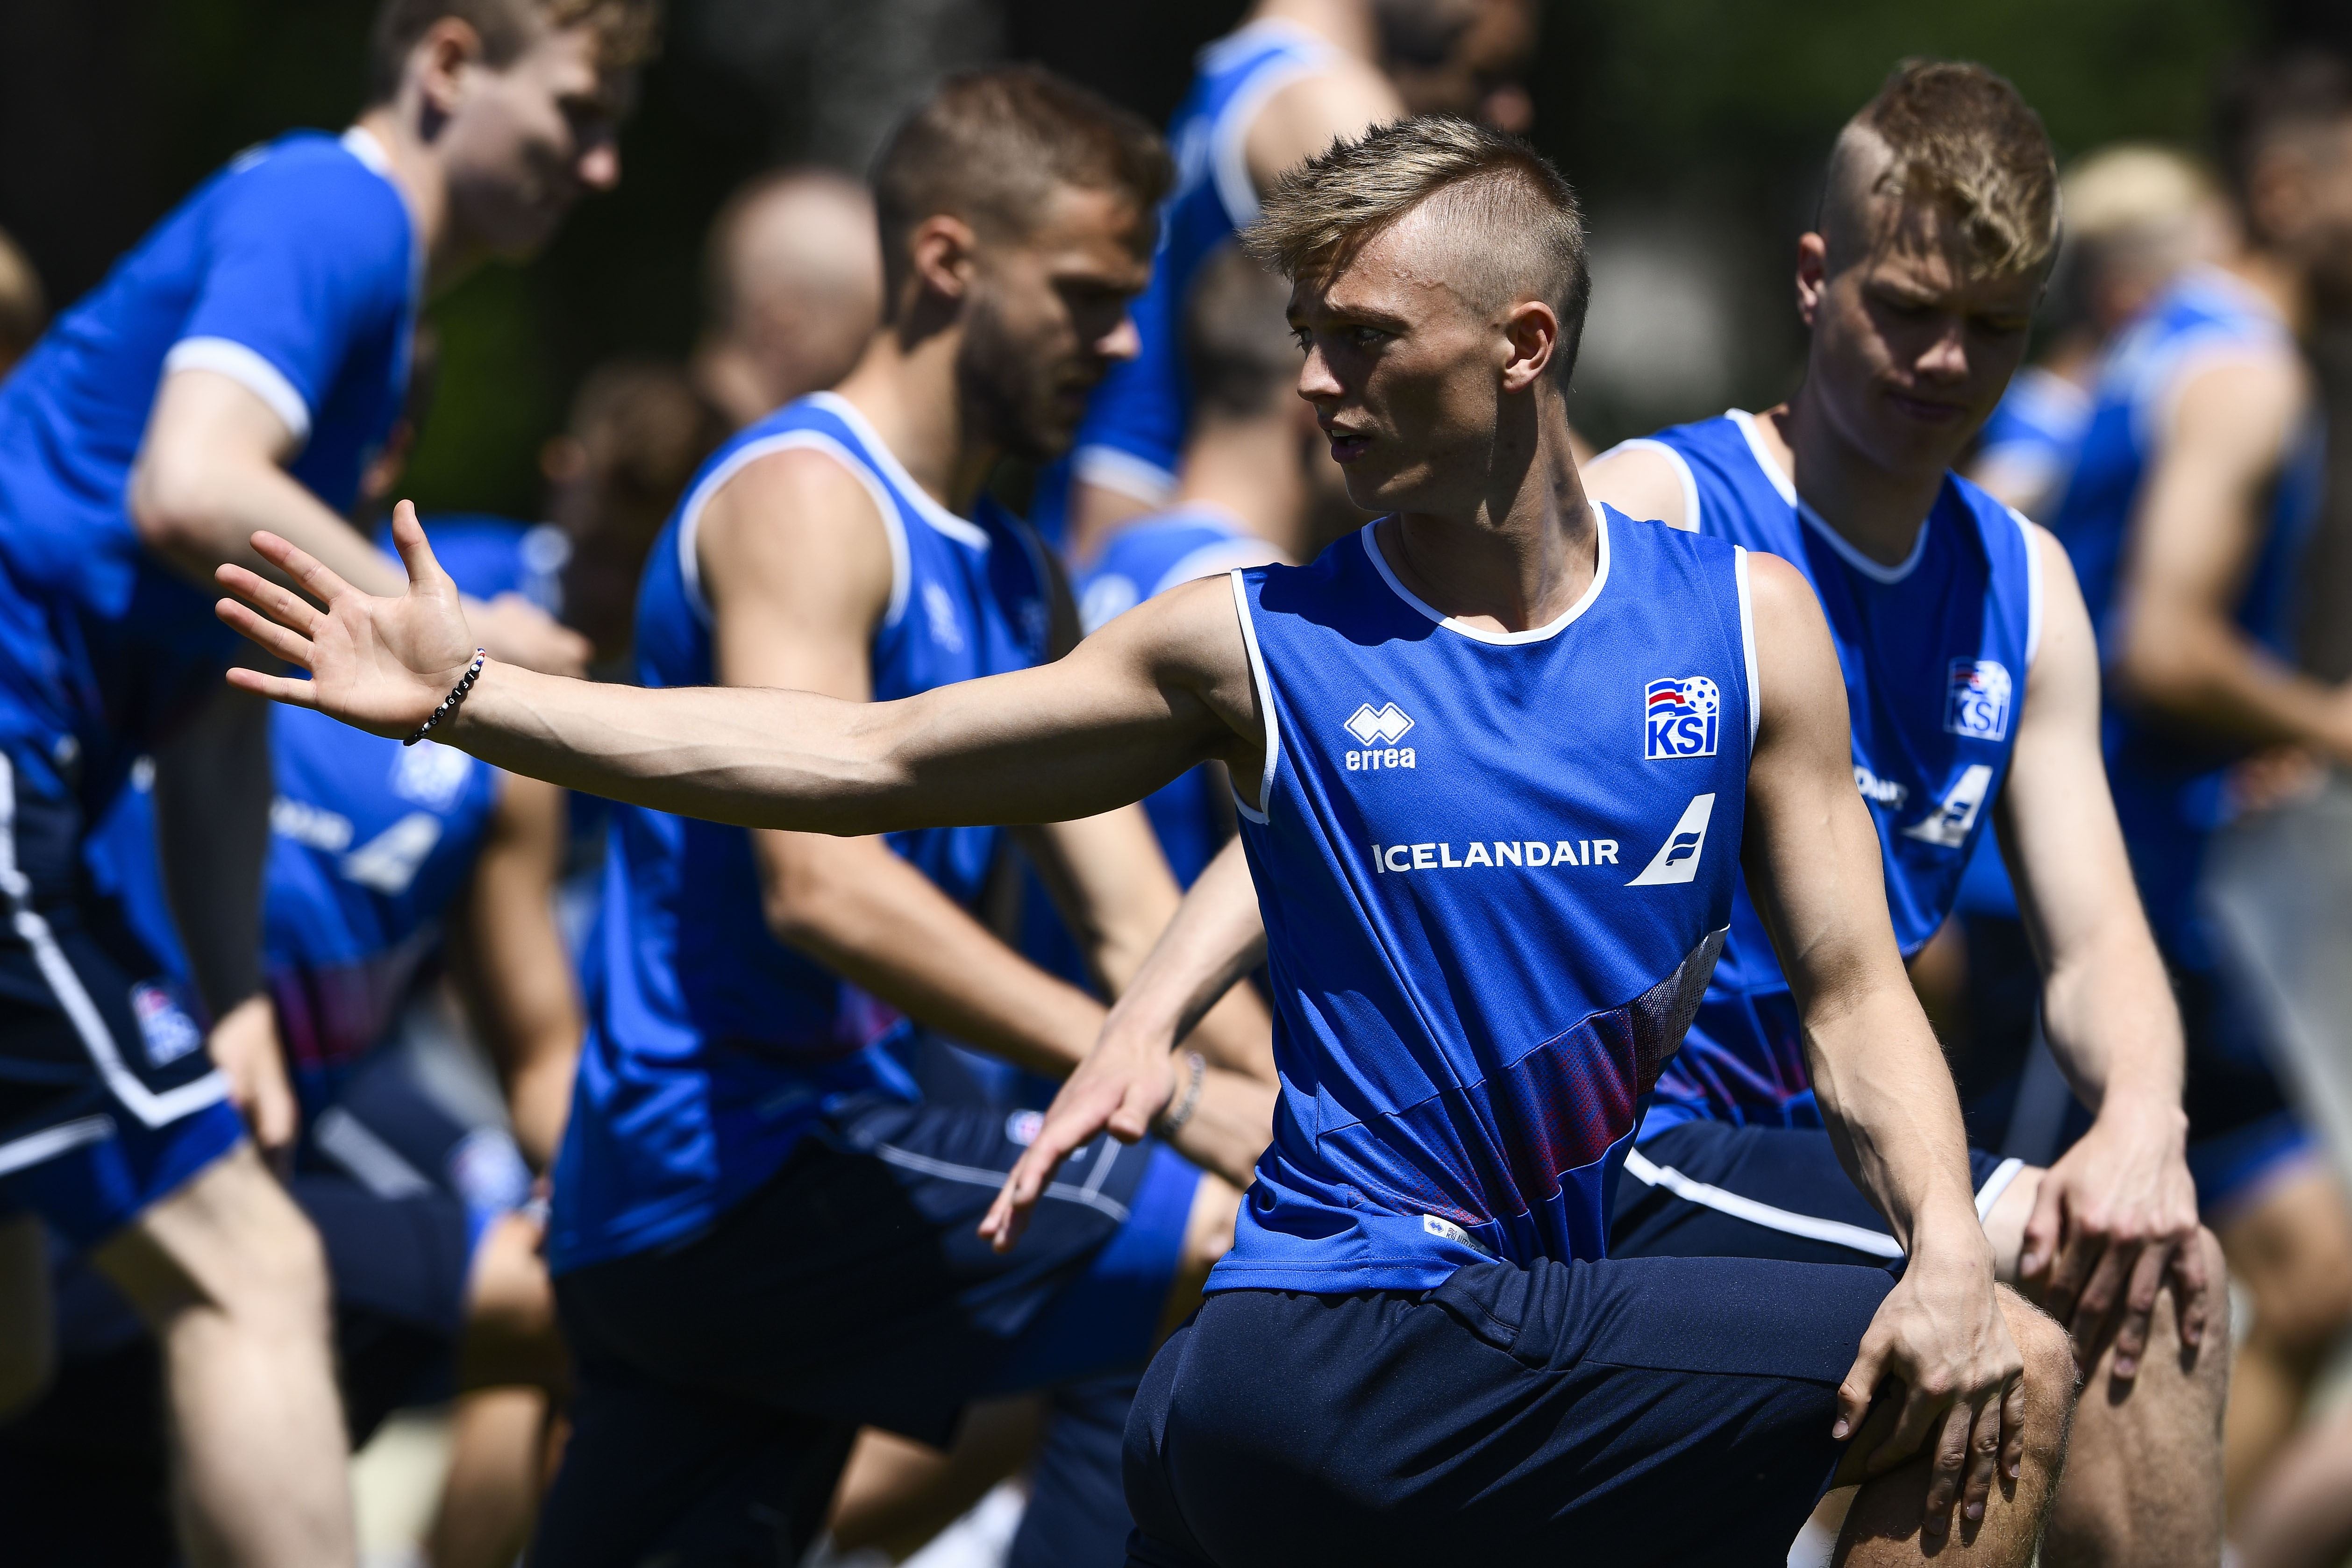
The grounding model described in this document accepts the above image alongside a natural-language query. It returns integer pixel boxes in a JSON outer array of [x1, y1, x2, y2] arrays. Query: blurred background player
[[690, 168, 886, 430], [528, 69, 1273, 1567], [0, 1, 641, 1562], [1965, 144, 2228, 521], [0, 225, 43, 381], [1052, 0, 1539, 559], [2023, 45, 2352, 1549]]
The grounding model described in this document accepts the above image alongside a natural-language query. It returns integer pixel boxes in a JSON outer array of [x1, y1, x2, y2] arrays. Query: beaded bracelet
[[405, 649, 487, 747], [1153, 1049, 1208, 1138]]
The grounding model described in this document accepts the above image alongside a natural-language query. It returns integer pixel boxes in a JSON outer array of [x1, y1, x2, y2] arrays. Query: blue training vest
[[1061, 21, 1338, 506], [553, 391, 1055, 1270], [1619, 412, 2040, 1133], [1208, 511, 1753, 1294], [2051, 268, 2323, 972]]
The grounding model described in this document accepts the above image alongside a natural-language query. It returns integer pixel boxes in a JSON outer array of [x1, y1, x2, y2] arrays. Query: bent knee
[[1998, 1285, 2078, 1463], [108, 1151, 332, 1333]]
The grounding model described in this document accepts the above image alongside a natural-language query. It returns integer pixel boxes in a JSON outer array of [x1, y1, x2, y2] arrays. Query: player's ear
[[1794, 234, 1830, 330], [908, 216, 979, 306], [1499, 299, 1558, 393], [411, 17, 485, 126]]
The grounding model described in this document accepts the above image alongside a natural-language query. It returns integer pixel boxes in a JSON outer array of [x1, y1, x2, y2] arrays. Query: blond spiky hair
[[1244, 115, 1592, 381]]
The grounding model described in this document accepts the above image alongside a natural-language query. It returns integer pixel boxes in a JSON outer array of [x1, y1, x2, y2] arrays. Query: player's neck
[[2221, 246, 2311, 336], [1376, 415, 1597, 635], [1176, 417, 1310, 556], [354, 105, 459, 293], [1247, 0, 1379, 61], [830, 325, 998, 518], [1769, 396, 1943, 568]]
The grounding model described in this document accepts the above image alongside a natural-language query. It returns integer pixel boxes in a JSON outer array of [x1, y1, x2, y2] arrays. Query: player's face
[[1800, 201, 2040, 479], [1286, 215, 1506, 518], [1388, 0, 1539, 131], [957, 185, 1154, 461], [2280, 118, 2352, 303], [442, 24, 633, 260]]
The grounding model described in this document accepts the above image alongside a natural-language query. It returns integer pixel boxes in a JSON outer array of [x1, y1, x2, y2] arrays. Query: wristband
[[406, 650, 487, 747], [1154, 1049, 1207, 1138]]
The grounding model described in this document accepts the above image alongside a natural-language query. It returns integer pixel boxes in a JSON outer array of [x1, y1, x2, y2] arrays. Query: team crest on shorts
[[1643, 677, 1719, 759], [130, 982, 203, 1069], [1944, 659, 2013, 741]]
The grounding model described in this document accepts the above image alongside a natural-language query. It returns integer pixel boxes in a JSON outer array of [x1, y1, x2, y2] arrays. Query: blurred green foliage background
[[0, 0, 2307, 518]]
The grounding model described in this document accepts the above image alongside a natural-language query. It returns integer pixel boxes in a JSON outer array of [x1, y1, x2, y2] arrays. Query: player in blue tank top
[[2042, 52, 2352, 1526], [0, 7, 635, 1562], [232, 116, 2077, 1568]]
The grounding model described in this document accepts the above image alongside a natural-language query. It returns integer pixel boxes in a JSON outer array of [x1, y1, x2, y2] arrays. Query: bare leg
[[93, 1142, 354, 1568], [427, 1388, 549, 1568], [428, 1212, 569, 1568], [1834, 1288, 2074, 1567], [2234, 1403, 2352, 1568], [2214, 1165, 2352, 1518], [826, 1397, 1044, 1560], [0, 1211, 54, 1416]]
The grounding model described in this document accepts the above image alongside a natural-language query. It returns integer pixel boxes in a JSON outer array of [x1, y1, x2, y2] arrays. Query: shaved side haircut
[[1821, 59, 2059, 280], [869, 65, 1173, 312], [1246, 115, 1591, 382], [364, 0, 663, 104]]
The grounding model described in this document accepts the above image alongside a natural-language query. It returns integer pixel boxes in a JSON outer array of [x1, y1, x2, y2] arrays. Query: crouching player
[[220, 116, 2078, 1566]]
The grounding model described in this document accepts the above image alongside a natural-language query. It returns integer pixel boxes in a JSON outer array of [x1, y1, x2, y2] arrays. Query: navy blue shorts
[[1957, 913, 2312, 1214], [1611, 1120, 2025, 1268], [538, 1093, 1199, 1568], [0, 749, 243, 1247], [1124, 1252, 1894, 1567]]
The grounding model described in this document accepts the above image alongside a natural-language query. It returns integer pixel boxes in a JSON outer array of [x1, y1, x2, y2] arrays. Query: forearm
[[138, 450, 406, 599], [151, 689, 271, 1016], [2036, 918, 2186, 1121], [1098, 841, 1269, 1064], [767, 834, 1105, 1077], [1164, 1068, 1276, 1190], [2121, 611, 2348, 756], [1808, 986, 1990, 1261]]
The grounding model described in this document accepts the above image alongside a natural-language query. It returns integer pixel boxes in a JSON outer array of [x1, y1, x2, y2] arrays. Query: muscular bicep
[[1736, 554, 1905, 1008], [1997, 529, 2143, 965], [701, 448, 896, 699], [1245, 64, 1405, 190], [1582, 444, 1693, 532]]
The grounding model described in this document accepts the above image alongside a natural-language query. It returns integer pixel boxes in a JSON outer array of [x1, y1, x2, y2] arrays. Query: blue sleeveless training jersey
[[1617, 413, 2041, 1132], [0, 128, 414, 810], [2051, 268, 2323, 970], [82, 526, 522, 1120], [1207, 512, 1754, 1294], [553, 391, 1054, 1270], [1062, 21, 1338, 508]]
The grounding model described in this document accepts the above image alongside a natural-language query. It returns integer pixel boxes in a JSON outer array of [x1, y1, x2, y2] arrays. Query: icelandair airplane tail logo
[[1900, 763, 1995, 849], [1345, 702, 1415, 747], [1629, 793, 1717, 886], [1944, 660, 2013, 741], [1644, 677, 1720, 759]]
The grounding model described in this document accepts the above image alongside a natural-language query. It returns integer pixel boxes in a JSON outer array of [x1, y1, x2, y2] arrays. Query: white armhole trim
[[1229, 569, 1278, 824], [163, 337, 312, 446], [1210, 55, 1331, 229], [1593, 436, 1703, 534], [674, 430, 911, 633], [1734, 547, 1761, 755], [1070, 444, 1179, 508], [2009, 506, 2045, 670]]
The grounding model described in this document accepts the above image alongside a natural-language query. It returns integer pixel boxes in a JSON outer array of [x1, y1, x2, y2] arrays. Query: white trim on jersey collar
[[1726, 408, 1929, 585], [340, 124, 394, 177], [805, 391, 992, 551], [1358, 512, 1611, 646]]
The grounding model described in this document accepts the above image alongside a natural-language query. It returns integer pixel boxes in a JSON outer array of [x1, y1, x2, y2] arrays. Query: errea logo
[[1345, 702, 1417, 771]]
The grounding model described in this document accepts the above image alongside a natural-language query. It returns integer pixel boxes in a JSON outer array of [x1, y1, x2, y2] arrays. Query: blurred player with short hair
[[691, 168, 885, 430]]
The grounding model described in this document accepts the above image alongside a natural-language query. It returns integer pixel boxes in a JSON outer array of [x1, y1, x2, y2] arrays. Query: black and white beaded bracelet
[[405, 649, 487, 747]]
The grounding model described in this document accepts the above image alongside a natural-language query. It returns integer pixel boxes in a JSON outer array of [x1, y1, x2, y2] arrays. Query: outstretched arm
[[1999, 528, 2204, 1373], [1739, 553, 2024, 1539], [216, 503, 1262, 835], [981, 836, 1273, 1251]]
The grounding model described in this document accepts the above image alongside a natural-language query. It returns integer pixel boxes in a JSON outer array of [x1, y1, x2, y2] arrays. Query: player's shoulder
[[217, 130, 405, 223]]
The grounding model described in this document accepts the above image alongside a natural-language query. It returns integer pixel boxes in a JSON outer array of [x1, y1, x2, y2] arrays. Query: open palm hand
[[214, 500, 482, 738]]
